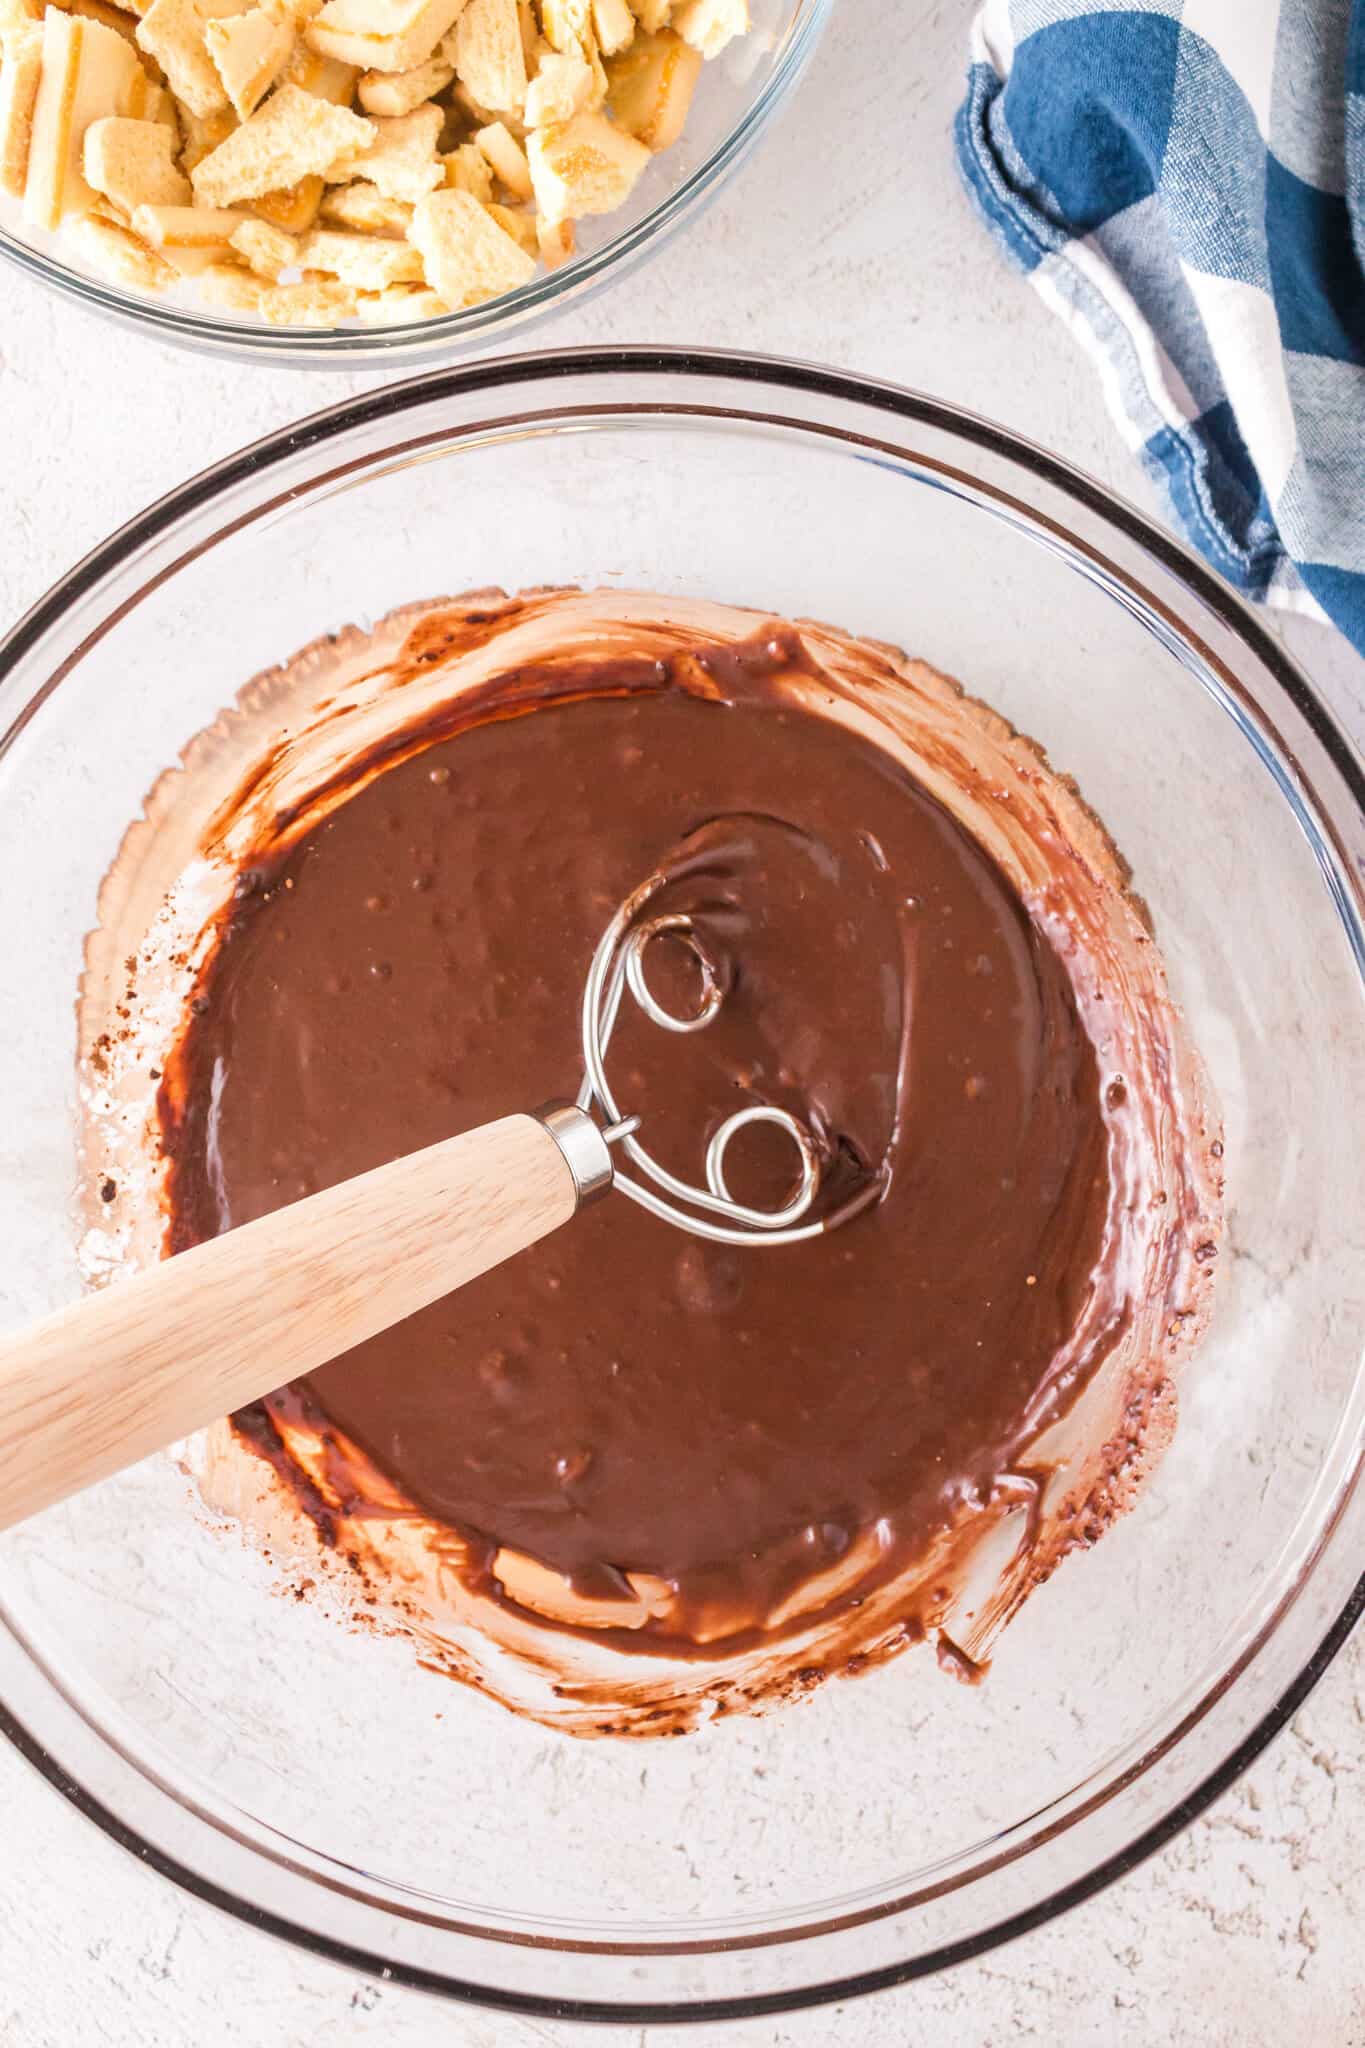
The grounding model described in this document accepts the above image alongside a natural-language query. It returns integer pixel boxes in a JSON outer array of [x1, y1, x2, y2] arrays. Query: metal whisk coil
[[576, 870, 833, 1248]]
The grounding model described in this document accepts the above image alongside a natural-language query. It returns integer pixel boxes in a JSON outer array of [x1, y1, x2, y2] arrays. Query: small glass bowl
[[0, 350, 1362, 2020], [0, 1, 827, 365]]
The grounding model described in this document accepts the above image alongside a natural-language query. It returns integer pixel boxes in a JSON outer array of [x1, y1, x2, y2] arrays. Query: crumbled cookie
[[83, 113, 191, 207], [408, 180, 532, 301], [318, 171, 409, 227], [68, 208, 177, 286], [356, 47, 450, 113], [526, 105, 646, 223], [191, 81, 371, 201], [296, 218, 424, 280], [131, 195, 244, 266], [228, 208, 297, 270], [25, 11, 160, 226], [0, 20, 43, 198], [605, 24, 695, 148], [205, 2, 294, 118], [324, 98, 440, 198], [447, 0, 523, 114], [3, 0, 748, 322]]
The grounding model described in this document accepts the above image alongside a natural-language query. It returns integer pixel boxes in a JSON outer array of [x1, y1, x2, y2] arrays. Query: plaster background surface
[[0, 3, 1361, 2041]]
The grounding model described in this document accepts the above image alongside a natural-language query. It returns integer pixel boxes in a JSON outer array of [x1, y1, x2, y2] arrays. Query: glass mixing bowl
[[0, 351, 1362, 2022], [0, 2, 826, 365]]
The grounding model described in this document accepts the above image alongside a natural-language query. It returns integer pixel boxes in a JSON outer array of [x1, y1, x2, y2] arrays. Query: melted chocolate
[[160, 631, 1115, 1640]]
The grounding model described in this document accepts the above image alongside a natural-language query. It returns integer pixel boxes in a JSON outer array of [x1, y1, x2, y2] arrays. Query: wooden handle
[[0, 1112, 579, 1533]]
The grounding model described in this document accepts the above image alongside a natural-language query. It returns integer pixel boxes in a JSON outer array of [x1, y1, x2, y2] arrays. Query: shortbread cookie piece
[[355, 47, 450, 112], [408, 181, 533, 303], [204, 1, 294, 116], [83, 112, 191, 207], [0, 20, 43, 198], [324, 98, 439, 197], [25, 10, 161, 226], [605, 24, 696, 148], [525, 105, 646, 224], [304, 0, 468, 75], [295, 220, 424, 282], [190, 81, 372, 201], [670, 0, 744, 59]]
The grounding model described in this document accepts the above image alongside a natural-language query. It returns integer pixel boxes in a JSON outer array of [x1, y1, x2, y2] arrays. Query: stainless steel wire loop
[[576, 870, 834, 1248]]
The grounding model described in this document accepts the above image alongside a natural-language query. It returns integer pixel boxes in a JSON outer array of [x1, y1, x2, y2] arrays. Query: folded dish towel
[[956, 1, 1365, 657]]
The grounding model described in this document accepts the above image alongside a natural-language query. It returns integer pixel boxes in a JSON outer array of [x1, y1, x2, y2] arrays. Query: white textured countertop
[[2, 3, 1362, 2042]]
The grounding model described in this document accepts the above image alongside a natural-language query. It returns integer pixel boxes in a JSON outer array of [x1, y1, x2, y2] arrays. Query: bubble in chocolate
[[674, 1242, 743, 1316]]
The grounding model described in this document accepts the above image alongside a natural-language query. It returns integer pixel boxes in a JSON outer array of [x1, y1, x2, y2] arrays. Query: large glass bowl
[[0, 2, 826, 365], [0, 350, 1362, 2022]]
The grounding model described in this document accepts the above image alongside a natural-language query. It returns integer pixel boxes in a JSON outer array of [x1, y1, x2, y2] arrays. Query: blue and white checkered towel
[[956, 1, 1365, 656]]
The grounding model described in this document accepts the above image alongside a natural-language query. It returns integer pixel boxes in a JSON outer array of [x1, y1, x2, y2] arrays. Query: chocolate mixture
[[159, 631, 1118, 1646]]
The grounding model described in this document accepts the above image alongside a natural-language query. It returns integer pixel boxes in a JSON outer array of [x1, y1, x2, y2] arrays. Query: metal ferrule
[[535, 1102, 615, 1208]]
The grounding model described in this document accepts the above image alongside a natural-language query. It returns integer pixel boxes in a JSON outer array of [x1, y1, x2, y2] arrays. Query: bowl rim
[[0, 2, 830, 368], [1, 345, 1362, 2023]]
